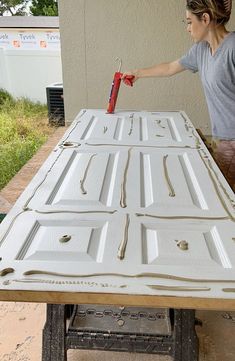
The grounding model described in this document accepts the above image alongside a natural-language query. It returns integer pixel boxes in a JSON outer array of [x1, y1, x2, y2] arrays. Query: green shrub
[[0, 93, 55, 190]]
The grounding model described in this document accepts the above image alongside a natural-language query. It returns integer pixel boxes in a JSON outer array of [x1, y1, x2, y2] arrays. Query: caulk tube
[[107, 71, 122, 114]]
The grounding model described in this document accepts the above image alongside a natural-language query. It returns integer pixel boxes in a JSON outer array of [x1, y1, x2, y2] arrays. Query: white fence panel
[[0, 48, 62, 103]]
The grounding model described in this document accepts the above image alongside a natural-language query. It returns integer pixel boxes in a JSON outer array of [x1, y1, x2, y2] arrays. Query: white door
[[0, 109, 235, 309]]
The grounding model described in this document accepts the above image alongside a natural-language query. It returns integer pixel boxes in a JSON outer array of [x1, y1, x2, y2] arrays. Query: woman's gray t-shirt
[[179, 32, 235, 139]]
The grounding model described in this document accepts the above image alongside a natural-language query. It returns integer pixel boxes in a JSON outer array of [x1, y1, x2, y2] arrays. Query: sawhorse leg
[[173, 309, 199, 361], [42, 304, 67, 361]]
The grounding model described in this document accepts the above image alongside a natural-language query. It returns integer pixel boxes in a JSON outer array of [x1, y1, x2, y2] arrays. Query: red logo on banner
[[13, 40, 20, 48]]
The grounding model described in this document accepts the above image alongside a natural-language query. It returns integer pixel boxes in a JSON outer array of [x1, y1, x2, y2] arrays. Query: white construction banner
[[0, 30, 60, 50]]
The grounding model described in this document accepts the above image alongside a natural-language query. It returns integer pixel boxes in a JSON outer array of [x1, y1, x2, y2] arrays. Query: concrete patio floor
[[0, 126, 234, 361]]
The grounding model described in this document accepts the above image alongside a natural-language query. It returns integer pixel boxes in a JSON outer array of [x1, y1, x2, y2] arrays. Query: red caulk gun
[[107, 58, 135, 114]]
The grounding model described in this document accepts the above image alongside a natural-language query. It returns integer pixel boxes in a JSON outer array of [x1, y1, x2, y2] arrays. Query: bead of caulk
[[176, 240, 189, 251], [59, 235, 71, 243]]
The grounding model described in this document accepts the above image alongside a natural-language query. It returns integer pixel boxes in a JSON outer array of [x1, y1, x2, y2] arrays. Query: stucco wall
[[58, 0, 235, 133]]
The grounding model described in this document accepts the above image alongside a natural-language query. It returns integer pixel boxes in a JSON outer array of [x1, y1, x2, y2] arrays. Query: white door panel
[[1, 212, 235, 275], [22, 147, 231, 218], [141, 220, 233, 269], [61, 109, 198, 148]]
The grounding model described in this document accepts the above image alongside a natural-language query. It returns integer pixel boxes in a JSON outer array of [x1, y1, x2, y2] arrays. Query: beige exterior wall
[[58, 0, 235, 133]]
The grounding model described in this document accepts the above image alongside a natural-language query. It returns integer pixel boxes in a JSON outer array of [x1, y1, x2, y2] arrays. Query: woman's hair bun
[[223, 0, 232, 15]]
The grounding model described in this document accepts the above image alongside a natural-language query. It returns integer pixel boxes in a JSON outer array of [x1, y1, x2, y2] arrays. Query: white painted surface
[[0, 110, 235, 304], [0, 48, 62, 103]]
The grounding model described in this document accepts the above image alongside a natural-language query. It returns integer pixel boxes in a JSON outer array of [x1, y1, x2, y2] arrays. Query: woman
[[122, 0, 235, 191]]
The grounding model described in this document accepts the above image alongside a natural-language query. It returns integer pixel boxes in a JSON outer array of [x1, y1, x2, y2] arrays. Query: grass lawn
[[0, 89, 56, 190]]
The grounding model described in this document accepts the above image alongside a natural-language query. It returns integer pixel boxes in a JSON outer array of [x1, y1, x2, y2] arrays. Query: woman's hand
[[121, 70, 139, 86], [122, 61, 185, 82]]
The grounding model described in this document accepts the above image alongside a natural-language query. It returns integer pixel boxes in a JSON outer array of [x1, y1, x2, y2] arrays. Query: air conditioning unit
[[46, 83, 65, 125]]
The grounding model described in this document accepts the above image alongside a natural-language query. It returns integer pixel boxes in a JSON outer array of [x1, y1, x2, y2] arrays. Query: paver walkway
[[0, 126, 234, 361]]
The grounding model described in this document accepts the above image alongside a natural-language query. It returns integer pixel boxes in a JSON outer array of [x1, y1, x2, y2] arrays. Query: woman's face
[[185, 10, 209, 42]]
